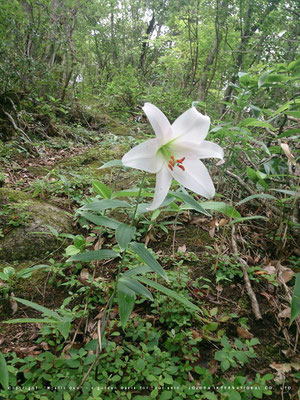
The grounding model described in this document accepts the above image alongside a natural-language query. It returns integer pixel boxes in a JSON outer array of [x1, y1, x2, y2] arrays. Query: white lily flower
[[122, 103, 224, 210]]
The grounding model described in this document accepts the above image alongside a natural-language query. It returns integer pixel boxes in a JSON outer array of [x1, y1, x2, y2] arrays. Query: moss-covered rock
[[0, 188, 73, 261]]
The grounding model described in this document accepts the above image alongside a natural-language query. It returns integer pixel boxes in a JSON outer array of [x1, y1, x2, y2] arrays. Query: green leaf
[[118, 281, 135, 328], [169, 191, 211, 216], [130, 242, 168, 281], [258, 71, 270, 88], [98, 159, 124, 169], [119, 277, 153, 300], [290, 273, 300, 326], [201, 201, 241, 218], [112, 189, 153, 198], [230, 216, 267, 224], [80, 199, 129, 212], [11, 297, 62, 321], [116, 223, 136, 251], [65, 245, 81, 256], [67, 249, 119, 263], [3, 318, 59, 324], [17, 264, 49, 279], [239, 118, 274, 130], [122, 265, 153, 277], [79, 211, 120, 230], [0, 352, 8, 391], [57, 321, 71, 340], [237, 194, 277, 205], [92, 181, 112, 199], [137, 276, 199, 311], [135, 358, 146, 371]]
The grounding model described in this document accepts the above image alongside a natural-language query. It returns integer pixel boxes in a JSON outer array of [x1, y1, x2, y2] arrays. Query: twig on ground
[[231, 225, 262, 320]]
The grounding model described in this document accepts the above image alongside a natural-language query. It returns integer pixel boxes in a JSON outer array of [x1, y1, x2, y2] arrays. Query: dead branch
[[225, 169, 281, 216], [3, 110, 31, 142], [231, 225, 262, 320]]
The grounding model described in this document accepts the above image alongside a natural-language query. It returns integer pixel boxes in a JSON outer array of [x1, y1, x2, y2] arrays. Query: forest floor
[[0, 104, 299, 400]]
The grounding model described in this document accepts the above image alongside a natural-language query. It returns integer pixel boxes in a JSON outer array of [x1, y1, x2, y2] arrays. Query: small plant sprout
[[122, 103, 224, 210]]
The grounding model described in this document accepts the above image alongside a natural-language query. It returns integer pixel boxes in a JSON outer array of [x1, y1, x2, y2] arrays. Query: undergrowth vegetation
[[0, 1, 299, 399]]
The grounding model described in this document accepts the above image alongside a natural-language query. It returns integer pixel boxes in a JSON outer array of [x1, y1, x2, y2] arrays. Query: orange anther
[[170, 155, 175, 161], [178, 164, 185, 171], [177, 157, 185, 163], [168, 164, 174, 171]]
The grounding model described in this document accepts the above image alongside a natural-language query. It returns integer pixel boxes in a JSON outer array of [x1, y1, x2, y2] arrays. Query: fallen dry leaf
[[237, 326, 254, 339], [177, 244, 187, 253], [278, 307, 290, 318], [280, 143, 296, 165]]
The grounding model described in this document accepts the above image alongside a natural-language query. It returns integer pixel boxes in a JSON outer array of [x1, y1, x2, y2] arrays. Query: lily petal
[[122, 139, 163, 173], [172, 107, 210, 143], [172, 140, 224, 160], [148, 166, 172, 210], [143, 103, 171, 146], [171, 159, 215, 199]]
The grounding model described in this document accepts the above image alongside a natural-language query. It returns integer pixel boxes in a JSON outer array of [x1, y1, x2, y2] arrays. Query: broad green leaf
[[12, 297, 62, 321], [92, 181, 112, 199], [98, 159, 124, 169], [201, 202, 241, 218], [237, 194, 277, 205], [119, 277, 153, 300], [65, 245, 81, 256], [67, 249, 119, 262], [130, 242, 168, 281], [137, 276, 199, 311], [79, 211, 120, 230], [290, 273, 300, 326], [258, 71, 270, 88], [0, 353, 8, 391], [116, 223, 136, 251], [57, 321, 71, 340], [118, 281, 135, 328], [169, 192, 211, 216], [80, 199, 129, 212]]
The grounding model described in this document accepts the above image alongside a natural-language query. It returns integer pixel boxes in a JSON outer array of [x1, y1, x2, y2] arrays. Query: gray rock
[[0, 188, 73, 261]]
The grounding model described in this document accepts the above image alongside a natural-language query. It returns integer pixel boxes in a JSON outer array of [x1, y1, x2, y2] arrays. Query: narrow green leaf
[[116, 223, 136, 251], [170, 192, 211, 216], [3, 318, 59, 324], [201, 201, 241, 218], [112, 189, 153, 198], [12, 297, 62, 321], [230, 216, 267, 224], [290, 273, 300, 326], [81, 199, 129, 212], [98, 159, 124, 169], [122, 265, 153, 278], [92, 181, 112, 199], [119, 277, 153, 300], [137, 276, 199, 311], [237, 194, 277, 205], [130, 242, 168, 281], [0, 353, 8, 391], [118, 281, 135, 328], [79, 211, 120, 230], [67, 249, 119, 262]]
